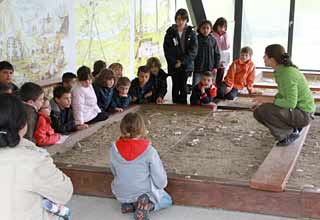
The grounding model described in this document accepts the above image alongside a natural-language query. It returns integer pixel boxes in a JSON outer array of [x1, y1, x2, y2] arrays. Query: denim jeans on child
[[153, 191, 172, 211]]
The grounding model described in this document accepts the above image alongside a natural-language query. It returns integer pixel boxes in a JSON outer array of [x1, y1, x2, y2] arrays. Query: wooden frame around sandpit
[[49, 104, 320, 219]]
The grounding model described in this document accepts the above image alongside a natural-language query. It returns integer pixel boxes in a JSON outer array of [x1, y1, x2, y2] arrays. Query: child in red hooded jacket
[[34, 97, 60, 147]]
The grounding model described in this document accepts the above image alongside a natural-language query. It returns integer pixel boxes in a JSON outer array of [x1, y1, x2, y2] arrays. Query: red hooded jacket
[[34, 112, 60, 147], [115, 138, 150, 161]]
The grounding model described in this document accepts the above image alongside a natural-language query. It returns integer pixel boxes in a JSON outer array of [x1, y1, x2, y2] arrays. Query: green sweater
[[273, 65, 315, 113]]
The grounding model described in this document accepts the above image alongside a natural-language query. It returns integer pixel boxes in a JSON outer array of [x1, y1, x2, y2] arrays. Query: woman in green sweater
[[254, 44, 315, 146]]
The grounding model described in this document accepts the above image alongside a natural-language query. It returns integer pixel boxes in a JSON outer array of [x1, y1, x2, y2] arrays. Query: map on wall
[[0, 0, 71, 84]]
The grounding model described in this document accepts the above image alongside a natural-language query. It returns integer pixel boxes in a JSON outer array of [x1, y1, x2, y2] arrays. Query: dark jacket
[[11, 83, 19, 96], [110, 90, 132, 110], [23, 103, 38, 143], [129, 78, 153, 104], [150, 69, 168, 101], [50, 99, 76, 134], [194, 34, 220, 73], [93, 83, 114, 112], [190, 82, 217, 105], [163, 25, 198, 74]]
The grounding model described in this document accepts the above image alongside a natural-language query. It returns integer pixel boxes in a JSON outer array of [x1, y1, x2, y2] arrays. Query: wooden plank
[[262, 71, 320, 80], [302, 187, 320, 219], [253, 83, 320, 92], [56, 163, 305, 218], [37, 78, 61, 89], [47, 105, 141, 155], [238, 93, 320, 103], [250, 125, 310, 192]]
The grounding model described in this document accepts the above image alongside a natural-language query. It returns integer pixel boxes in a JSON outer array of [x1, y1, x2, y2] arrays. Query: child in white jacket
[[72, 66, 109, 126]]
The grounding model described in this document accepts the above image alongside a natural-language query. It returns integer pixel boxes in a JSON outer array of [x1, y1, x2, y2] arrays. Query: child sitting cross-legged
[[110, 112, 172, 220], [190, 71, 217, 108], [130, 65, 154, 104], [110, 77, 132, 112], [34, 97, 61, 147], [217, 46, 256, 100]]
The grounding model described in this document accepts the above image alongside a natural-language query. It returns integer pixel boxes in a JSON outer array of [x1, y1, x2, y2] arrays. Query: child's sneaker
[[121, 203, 135, 214], [134, 194, 154, 220], [42, 199, 71, 220]]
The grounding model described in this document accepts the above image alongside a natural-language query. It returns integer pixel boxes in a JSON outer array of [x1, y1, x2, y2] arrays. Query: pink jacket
[[212, 32, 230, 51], [72, 82, 101, 125]]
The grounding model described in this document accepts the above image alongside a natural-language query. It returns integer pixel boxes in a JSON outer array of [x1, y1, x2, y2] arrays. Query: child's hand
[[225, 86, 232, 94], [175, 60, 182, 68], [201, 87, 206, 94], [144, 91, 153, 98], [115, 107, 124, 112], [132, 96, 138, 102], [76, 124, 89, 130], [156, 97, 164, 104], [208, 102, 217, 112]]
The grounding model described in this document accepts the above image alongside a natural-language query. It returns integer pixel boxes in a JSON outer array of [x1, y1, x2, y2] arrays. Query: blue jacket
[[150, 69, 168, 101], [163, 25, 198, 74], [93, 83, 114, 112], [110, 90, 132, 110], [129, 78, 153, 104], [190, 82, 217, 105]]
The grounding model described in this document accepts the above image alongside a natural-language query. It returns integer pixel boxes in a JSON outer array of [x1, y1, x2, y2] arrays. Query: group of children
[[164, 9, 256, 107], [0, 8, 262, 220]]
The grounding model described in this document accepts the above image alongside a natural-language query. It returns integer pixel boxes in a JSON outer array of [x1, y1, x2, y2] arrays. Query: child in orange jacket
[[217, 46, 255, 100], [34, 97, 61, 147]]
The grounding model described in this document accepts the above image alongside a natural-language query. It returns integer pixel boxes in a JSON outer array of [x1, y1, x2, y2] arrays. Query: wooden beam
[[262, 71, 320, 80], [47, 106, 141, 155], [238, 93, 320, 103], [55, 163, 320, 219], [253, 83, 320, 92], [250, 125, 310, 192]]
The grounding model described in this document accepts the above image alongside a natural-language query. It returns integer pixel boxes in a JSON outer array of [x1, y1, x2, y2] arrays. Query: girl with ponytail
[[253, 44, 315, 146]]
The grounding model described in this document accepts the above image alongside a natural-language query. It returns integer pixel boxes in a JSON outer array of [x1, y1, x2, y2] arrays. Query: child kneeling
[[190, 71, 217, 108], [110, 113, 172, 220]]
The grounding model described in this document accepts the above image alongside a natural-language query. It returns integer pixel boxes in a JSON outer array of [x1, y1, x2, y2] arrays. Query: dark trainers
[[276, 132, 300, 147], [293, 127, 303, 135], [134, 194, 153, 220], [121, 203, 135, 214]]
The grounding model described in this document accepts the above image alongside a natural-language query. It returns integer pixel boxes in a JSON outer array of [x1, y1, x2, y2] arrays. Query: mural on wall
[[0, 0, 70, 84], [76, 0, 131, 74], [0, 0, 180, 84]]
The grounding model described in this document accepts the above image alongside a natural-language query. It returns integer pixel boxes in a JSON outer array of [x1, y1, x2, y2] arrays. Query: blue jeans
[[153, 191, 172, 211], [217, 82, 238, 100]]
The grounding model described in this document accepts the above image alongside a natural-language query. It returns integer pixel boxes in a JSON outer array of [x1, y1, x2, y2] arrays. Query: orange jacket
[[34, 112, 60, 147], [224, 59, 255, 91]]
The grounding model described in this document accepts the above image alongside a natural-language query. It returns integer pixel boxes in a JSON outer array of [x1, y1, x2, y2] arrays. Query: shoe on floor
[[134, 194, 153, 220], [276, 132, 300, 147]]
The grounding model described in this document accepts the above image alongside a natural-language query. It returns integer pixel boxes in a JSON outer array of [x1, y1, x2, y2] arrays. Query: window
[[292, 0, 320, 70], [242, 0, 290, 67], [202, 0, 235, 65]]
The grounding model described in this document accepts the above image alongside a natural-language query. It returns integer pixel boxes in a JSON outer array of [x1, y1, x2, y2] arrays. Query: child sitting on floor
[[20, 82, 44, 143], [190, 71, 217, 108], [93, 68, 115, 112], [34, 97, 61, 146], [130, 66, 153, 104], [72, 66, 109, 125], [110, 112, 172, 220], [110, 77, 132, 112], [50, 85, 88, 134], [62, 72, 77, 90], [217, 46, 256, 100], [147, 57, 168, 104]]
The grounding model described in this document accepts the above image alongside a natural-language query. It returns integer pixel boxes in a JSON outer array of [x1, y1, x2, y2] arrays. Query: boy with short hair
[[110, 77, 132, 112], [190, 71, 217, 108], [20, 82, 44, 142], [50, 85, 87, 134], [217, 46, 256, 100], [0, 61, 19, 94], [62, 72, 77, 90], [129, 66, 153, 104]]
